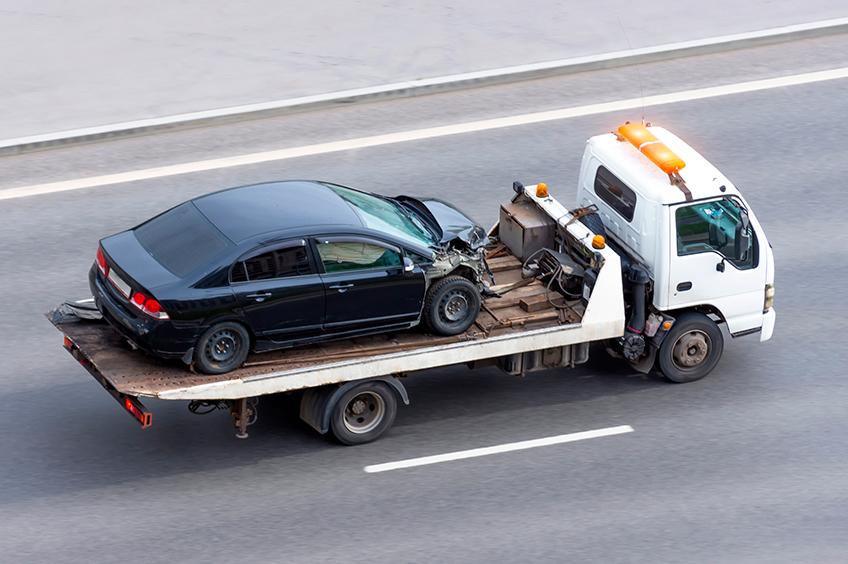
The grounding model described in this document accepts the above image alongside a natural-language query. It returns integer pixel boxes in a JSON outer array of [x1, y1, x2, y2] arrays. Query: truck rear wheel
[[658, 312, 723, 383], [330, 381, 398, 445]]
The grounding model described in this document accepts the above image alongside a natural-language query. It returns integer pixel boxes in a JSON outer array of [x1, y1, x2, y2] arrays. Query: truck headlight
[[764, 283, 775, 312]]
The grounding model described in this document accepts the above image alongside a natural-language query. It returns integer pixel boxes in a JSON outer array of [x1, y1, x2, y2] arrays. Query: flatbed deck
[[51, 251, 608, 401]]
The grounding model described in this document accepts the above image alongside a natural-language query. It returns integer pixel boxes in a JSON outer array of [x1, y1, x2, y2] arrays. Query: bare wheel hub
[[672, 330, 710, 369], [207, 330, 239, 362], [441, 291, 469, 322], [343, 391, 385, 434]]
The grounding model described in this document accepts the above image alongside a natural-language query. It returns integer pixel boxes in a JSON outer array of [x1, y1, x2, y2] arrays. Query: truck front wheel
[[658, 313, 723, 383]]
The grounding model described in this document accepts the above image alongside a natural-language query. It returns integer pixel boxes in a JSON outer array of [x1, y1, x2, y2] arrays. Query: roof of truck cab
[[586, 126, 741, 205], [191, 180, 363, 242]]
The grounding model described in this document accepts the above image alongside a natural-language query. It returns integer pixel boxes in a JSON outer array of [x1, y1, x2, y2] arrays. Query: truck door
[[666, 198, 767, 335]]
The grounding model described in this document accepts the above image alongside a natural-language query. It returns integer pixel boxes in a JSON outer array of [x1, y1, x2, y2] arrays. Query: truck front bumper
[[760, 309, 776, 342]]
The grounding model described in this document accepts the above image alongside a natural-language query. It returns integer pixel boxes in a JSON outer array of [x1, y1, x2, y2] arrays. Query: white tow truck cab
[[571, 122, 775, 380]]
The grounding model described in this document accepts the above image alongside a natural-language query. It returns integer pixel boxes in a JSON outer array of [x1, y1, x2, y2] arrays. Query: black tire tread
[[422, 275, 481, 336], [194, 321, 251, 375], [658, 312, 723, 383], [329, 381, 398, 445]]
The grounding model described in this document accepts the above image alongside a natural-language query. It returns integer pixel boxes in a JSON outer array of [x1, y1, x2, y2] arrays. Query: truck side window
[[594, 166, 637, 222], [676, 200, 757, 269]]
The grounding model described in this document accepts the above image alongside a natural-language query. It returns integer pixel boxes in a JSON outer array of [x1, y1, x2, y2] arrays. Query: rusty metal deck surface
[[51, 257, 584, 398]]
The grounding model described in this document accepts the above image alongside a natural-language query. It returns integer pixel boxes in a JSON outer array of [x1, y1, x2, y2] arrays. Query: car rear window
[[135, 202, 233, 278]]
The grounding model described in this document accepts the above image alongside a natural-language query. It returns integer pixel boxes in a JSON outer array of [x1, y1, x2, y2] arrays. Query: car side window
[[675, 200, 756, 269], [594, 165, 637, 222], [231, 244, 313, 282], [317, 241, 402, 273]]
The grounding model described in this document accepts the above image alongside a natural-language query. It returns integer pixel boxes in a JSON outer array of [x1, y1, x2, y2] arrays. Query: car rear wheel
[[195, 321, 250, 374], [423, 275, 481, 336]]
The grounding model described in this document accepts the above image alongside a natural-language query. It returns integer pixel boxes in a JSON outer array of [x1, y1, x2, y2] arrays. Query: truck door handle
[[246, 292, 272, 300], [676, 281, 692, 292], [329, 283, 354, 292]]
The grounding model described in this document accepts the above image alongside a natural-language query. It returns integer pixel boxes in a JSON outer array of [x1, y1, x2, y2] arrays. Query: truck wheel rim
[[343, 391, 385, 434], [671, 330, 710, 369], [441, 290, 470, 322], [207, 330, 240, 363]]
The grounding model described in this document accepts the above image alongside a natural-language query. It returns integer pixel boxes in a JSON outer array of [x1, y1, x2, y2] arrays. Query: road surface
[[1, 33, 846, 563]]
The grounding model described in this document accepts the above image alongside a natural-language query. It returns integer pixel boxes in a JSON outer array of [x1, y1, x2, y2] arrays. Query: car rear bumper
[[89, 265, 197, 360]]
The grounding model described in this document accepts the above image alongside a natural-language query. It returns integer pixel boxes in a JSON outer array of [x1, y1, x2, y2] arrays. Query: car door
[[314, 236, 426, 331], [666, 198, 767, 334], [230, 240, 325, 337]]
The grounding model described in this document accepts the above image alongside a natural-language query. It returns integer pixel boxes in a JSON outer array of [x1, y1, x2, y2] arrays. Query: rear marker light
[[130, 291, 170, 320]]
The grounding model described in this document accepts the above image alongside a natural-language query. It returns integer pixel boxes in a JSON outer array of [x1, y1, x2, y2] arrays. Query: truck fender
[[300, 377, 409, 435]]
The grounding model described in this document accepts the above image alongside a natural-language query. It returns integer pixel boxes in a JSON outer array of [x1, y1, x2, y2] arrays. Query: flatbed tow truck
[[50, 123, 776, 443]]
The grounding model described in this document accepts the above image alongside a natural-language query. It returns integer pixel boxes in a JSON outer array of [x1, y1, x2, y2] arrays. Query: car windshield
[[135, 202, 234, 278], [325, 184, 438, 248]]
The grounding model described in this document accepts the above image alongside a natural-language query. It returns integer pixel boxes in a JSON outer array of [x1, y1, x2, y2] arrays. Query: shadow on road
[[0, 344, 669, 505]]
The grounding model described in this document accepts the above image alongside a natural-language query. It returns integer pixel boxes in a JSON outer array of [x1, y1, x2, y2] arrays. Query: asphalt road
[[2, 1, 847, 137], [1, 38, 847, 562]]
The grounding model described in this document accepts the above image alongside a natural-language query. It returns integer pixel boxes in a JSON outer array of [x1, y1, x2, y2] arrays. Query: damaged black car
[[90, 180, 488, 374]]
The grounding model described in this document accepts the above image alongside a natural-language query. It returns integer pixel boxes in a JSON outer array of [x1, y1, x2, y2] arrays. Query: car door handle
[[329, 283, 354, 292], [676, 281, 693, 292], [246, 292, 272, 299]]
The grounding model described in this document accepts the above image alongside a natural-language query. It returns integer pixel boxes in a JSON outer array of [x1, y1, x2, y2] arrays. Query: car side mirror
[[403, 256, 415, 273]]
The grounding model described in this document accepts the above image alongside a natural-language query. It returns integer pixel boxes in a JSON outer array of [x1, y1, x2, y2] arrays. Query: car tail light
[[96, 246, 109, 276], [130, 291, 170, 320]]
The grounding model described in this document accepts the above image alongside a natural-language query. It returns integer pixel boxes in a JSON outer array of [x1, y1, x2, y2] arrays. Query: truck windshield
[[135, 202, 234, 278], [324, 183, 437, 248], [675, 198, 756, 269]]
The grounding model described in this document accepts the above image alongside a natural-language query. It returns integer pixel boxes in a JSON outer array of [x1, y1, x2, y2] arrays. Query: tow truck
[[51, 122, 776, 443]]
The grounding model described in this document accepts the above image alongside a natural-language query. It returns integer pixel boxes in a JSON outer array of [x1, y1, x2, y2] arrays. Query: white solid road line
[[363, 425, 635, 473], [3, 66, 848, 202]]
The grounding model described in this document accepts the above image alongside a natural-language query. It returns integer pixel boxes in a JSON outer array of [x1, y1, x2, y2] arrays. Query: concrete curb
[[2, 16, 847, 156]]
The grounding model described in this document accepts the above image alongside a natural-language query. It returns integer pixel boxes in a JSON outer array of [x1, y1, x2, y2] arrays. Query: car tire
[[658, 312, 723, 383], [194, 321, 251, 375], [423, 275, 481, 336], [330, 381, 398, 445]]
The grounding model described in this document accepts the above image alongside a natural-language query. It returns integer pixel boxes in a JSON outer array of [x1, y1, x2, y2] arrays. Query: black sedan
[[90, 181, 488, 374]]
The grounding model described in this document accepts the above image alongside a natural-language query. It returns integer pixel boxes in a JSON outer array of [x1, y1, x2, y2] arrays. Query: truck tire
[[194, 321, 251, 375], [330, 381, 398, 445], [658, 312, 723, 383], [423, 275, 481, 335]]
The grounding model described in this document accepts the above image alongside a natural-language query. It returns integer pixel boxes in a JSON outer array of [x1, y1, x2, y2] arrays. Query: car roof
[[192, 180, 363, 242]]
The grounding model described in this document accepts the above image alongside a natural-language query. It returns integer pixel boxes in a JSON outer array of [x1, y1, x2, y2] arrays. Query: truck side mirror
[[734, 211, 751, 262]]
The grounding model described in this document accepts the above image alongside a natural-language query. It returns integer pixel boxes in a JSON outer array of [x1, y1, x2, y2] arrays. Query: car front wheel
[[423, 275, 481, 336], [195, 321, 251, 374]]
